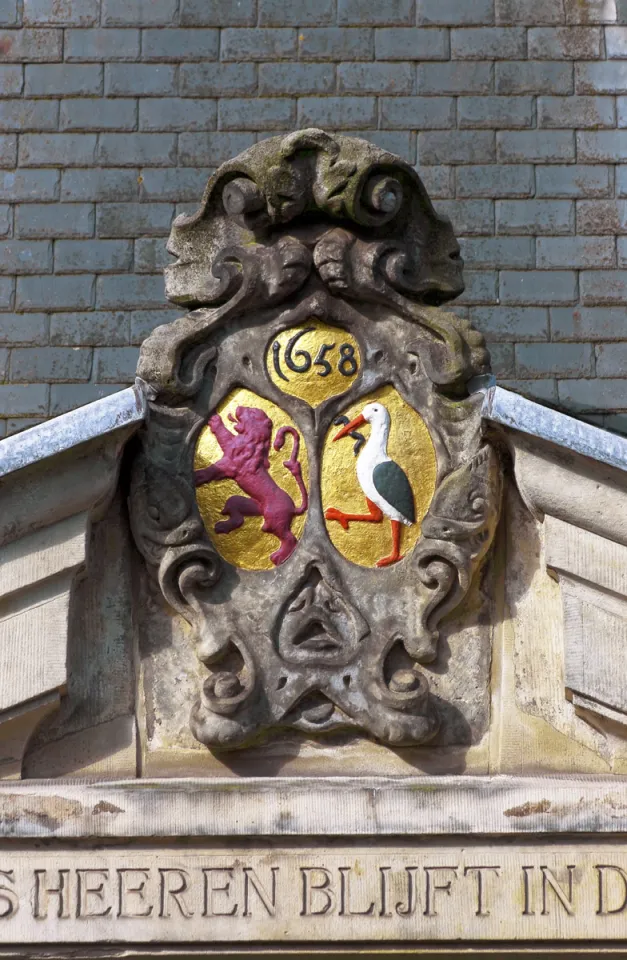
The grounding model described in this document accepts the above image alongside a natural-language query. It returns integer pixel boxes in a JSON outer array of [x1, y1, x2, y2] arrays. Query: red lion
[[194, 406, 308, 566]]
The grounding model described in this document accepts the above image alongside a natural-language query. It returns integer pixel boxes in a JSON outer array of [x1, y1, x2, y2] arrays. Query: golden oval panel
[[194, 388, 309, 571], [321, 385, 437, 569], [266, 320, 360, 407]]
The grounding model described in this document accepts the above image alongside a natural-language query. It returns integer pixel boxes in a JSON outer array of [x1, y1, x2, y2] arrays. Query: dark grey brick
[[219, 98, 295, 131], [259, 64, 335, 96], [17, 203, 94, 239], [297, 97, 376, 130], [25, 64, 102, 97], [0, 66, 23, 96], [97, 202, 174, 238], [615, 97, 627, 127], [375, 28, 448, 60], [139, 99, 217, 133], [576, 61, 627, 93], [580, 270, 627, 304], [454, 270, 498, 305], [105, 64, 176, 97], [577, 200, 627, 234], [0, 276, 13, 306], [178, 132, 257, 166], [130, 307, 182, 343], [380, 96, 454, 129], [64, 28, 140, 62], [606, 26, 627, 57], [60, 99, 137, 132], [471, 306, 549, 341], [539, 95, 615, 128], [497, 199, 574, 235], [537, 236, 615, 268], [0, 99, 58, 131], [558, 379, 627, 412], [0, 312, 47, 345], [5, 417, 44, 434], [418, 131, 495, 165], [139, 167, 211, 202], [299, 28, 373, 60], [142, 29, 220, 61], [49, 383, 121, 415], [536, 164, 611, 197], [0, 384, 48, 416], [461, 236, 534, 268], [181, 0, 256, 25], [417, 165, 453, 198], [221, 28, 297, 61], [452, 27, 526, 59], [458, 96, 533, 129], [418, 0, 494, 25], [500, 270, 578, 304], [516, 342, 594, 378], [496, 0, 563, 24], [0, 28, 62, 62], [94, 345, 139, 383], [50, 311, 129, 346], [24, 0, 98, 24], [180, 63, 257, 97], [0, 240, 51, 274], [134, 237, 170, 272], [551, 306, 627, 340], [0, 169, 59, 202], [339, 0, 412, 25], [349, 130, 415, 159], [617, 237, 627, 266], [10, 345, 92, 382], [596, 342, 627, 377], [97, 133, 177, 166], [55, 239, 132, 274], [578, 130, 627, 161], [456, 165, 534, 198], [565, 0, 617, 21], [19, 134, 96, 167], [529, 26, 603, 58], [435, 199, 494, 235], [260, 0, 334, 24], [496, 62, 573, 94], [102, 0, 177, 25], [417, 62, 493, 95], [96, 273, 164, 309], [486, 342, 515, 377], [338, 62, 414, 95], [0, 203, 9, 237], [0, 1, 18, 26], [16, 274, 95, 311], [497, 131, 575, 163], [61, 169, 138, 202]]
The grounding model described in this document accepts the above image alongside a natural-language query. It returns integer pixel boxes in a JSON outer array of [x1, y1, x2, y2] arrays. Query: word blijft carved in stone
[[129, 129, 502, 750]]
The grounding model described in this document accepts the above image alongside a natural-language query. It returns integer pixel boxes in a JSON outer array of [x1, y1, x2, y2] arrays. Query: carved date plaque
[[130, 129, 502, 750]]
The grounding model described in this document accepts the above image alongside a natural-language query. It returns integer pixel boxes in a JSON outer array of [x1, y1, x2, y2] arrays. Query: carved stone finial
[[130, 130, 501, 751]]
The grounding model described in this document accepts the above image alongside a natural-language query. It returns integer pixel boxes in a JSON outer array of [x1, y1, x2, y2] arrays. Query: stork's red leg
[[325, 497, 383, 531], [377, 520, 404, 568]]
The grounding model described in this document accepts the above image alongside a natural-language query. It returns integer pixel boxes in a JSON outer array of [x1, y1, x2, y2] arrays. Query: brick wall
[[1, 0, 627, 437]]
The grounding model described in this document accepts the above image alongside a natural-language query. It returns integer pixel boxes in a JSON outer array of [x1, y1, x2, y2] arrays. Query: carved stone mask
[[130, 129, 502, 751]]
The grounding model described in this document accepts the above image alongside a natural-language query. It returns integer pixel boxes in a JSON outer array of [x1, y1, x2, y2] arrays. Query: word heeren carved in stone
[[130, 129, 502, 751]]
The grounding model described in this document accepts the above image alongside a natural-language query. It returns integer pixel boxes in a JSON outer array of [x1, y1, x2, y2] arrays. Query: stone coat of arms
[[130, 129, 502, 750]]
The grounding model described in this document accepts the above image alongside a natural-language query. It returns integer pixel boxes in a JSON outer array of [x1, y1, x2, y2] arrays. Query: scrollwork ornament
[[129, 130, 502, 752]]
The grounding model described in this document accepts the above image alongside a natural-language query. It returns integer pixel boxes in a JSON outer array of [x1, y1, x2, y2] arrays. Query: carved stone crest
[[129, 129, 502, 750]]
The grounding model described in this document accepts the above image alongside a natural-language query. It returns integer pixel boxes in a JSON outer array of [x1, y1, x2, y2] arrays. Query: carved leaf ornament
[[130, 129, 502, 750]]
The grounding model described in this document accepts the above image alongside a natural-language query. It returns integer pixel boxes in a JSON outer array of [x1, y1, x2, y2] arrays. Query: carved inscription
[[2, 846, 627, 943]]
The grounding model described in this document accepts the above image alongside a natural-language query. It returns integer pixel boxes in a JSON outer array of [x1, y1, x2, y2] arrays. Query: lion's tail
[[274, 426, 308, 516]]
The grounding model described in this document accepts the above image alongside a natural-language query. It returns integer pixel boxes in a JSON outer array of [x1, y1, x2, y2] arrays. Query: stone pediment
[[1, 131, 627, 955]]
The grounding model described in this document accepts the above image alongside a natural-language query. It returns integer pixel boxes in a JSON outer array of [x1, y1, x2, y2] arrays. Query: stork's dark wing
[[373, 461, 415, 524]]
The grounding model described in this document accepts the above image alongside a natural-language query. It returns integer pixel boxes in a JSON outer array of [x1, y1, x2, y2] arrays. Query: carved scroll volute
[[130, 129, 502, 751]]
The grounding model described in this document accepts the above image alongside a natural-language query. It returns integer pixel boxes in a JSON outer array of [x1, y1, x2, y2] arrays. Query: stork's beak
[[333, 413, 367, 441]]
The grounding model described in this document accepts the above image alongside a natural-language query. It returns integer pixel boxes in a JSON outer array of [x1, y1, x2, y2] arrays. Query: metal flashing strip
[[0, 776, 626, 838], [481, 384, 627, 474], [0, 382, 148, 480]]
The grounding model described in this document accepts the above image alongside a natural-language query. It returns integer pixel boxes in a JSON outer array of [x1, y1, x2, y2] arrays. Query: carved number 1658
[[272, 327, 358, 381]]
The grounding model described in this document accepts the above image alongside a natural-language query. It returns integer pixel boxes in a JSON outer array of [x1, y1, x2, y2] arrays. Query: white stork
[[325, 402, 415, 568]]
